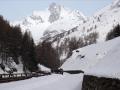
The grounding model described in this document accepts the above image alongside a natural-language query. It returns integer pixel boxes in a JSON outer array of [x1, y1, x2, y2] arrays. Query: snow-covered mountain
[[12, 3, 86, 43], [9, 0, 120, 73], [45, 0, 120, 61], [52, 0, 120, 43]]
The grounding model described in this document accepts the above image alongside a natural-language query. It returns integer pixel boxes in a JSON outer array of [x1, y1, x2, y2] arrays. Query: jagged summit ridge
[[12, 3, 86, 43]]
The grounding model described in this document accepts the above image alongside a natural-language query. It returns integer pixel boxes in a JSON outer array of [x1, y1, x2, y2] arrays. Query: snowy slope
[[55, 0, 120, 43], [46, 0, 120, 61], [0, 74, 83, 90], [62, 37, 120, 79], [12, 3, 86, 43], [78, 0, 120, 42]]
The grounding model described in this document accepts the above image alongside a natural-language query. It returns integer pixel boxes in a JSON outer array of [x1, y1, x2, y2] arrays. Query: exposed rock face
[[48, 3, 61, 23], [82, 75, 120, 90]]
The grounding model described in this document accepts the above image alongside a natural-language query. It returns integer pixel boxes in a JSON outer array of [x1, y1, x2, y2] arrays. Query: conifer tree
[[106, 24, 120, 40], [36, 41, 60, 69], [21, 31, 38, 72]]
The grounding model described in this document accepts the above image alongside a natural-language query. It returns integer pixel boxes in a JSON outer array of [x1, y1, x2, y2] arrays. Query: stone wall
[[82, 75, 120, 90]]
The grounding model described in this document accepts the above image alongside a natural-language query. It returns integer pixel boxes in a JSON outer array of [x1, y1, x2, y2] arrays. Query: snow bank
[[86, 39, 120, 79], [38, 64, 51, 72], [62, 37, 120, 79]]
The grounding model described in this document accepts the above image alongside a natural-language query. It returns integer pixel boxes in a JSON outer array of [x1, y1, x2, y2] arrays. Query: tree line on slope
[[106, 24, 120, 41], [0, 16, 38, 72]]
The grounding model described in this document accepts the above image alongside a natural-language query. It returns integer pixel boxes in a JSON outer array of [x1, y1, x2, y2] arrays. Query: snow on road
[[0, 73, 83, 90]]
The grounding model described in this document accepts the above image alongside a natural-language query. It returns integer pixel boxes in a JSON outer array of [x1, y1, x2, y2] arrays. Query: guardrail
[[0, 72, 51, 83]]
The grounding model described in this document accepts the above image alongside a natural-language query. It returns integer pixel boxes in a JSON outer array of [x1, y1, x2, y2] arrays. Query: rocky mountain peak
[[49, 3, 61, 13], [48, 2, 61, 23]]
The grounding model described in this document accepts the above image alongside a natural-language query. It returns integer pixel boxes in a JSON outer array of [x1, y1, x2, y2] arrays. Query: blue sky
[[0, 0, 113, 21]]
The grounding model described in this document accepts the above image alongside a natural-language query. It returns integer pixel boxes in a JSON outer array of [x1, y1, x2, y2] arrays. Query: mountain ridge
[[12, 3, 86, 44]]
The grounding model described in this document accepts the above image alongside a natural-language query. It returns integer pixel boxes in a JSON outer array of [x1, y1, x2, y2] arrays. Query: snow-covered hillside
[[45, 0, 120, 61], [52, 0, 120, 43], [12, 3, 86, 43], [62, 37, 120, 79]]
